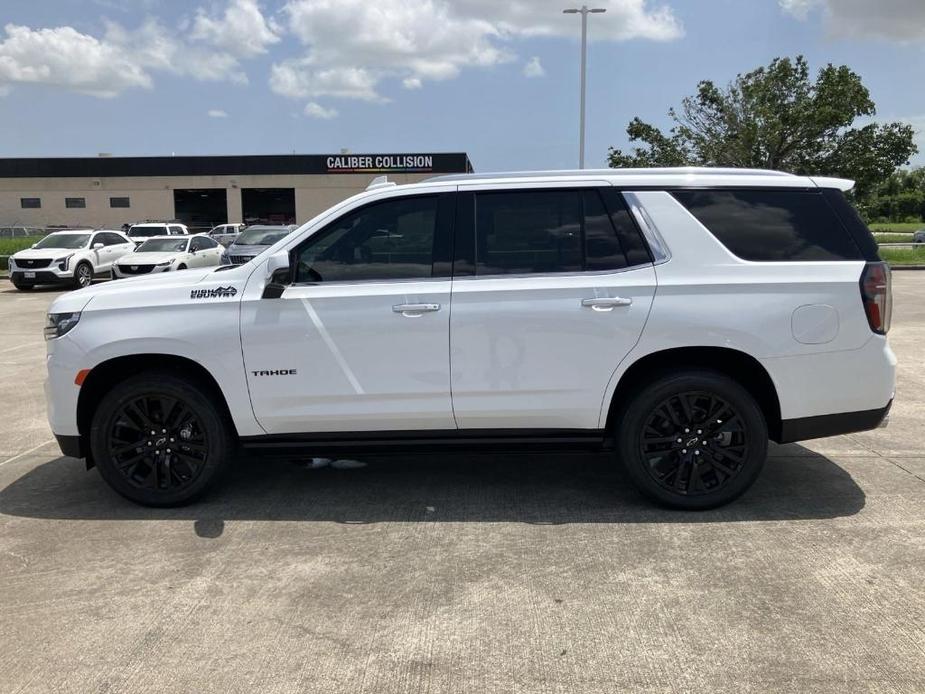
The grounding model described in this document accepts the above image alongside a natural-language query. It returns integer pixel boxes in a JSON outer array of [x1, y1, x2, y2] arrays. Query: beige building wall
[[0, 172, 434, 229]]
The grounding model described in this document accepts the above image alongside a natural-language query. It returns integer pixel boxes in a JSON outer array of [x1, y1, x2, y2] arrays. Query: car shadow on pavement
[[0, 444, 865, 533]]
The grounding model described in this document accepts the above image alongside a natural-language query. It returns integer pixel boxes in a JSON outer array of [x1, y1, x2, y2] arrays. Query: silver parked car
[[208, 223, 246, 247], [913, 229, 925, 244], [221, 225, 297, 265]]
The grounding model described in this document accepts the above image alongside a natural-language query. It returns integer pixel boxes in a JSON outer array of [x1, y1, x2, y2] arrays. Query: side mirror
[[262, 251, 291, 299], [93, 242, 104, 249]]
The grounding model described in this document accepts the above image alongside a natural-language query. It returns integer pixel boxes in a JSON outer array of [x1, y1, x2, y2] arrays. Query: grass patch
[[873, 232, 916, 244], [0, 236, 44, 271], [879, 245, 925, 266], [869, 222, 924, 233]]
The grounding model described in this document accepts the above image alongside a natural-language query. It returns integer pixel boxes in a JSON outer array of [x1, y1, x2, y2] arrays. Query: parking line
[[0, 341, 43, 355], [0, 439, 55, 468]]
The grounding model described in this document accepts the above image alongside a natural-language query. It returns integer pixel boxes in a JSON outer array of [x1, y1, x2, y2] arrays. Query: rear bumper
[[777, 399, 892, 443]]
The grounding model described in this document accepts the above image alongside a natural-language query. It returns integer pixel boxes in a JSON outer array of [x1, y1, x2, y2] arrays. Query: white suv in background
[[112, 235, 224, 279], [126, 222, 189, 246], [43, 168, 895, 509], [10, 229, 135, 290]]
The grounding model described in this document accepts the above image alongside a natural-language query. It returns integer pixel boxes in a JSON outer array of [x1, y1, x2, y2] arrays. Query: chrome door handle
[[392, 303, 441, 316], [581, 297, 632, 311]]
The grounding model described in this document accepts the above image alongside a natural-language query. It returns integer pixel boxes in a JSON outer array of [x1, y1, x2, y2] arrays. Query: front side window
[[469, 189, 634, 276], [294, 196, 438, 283], [169, 225, 185, 235], [671, 189, 863, 262]]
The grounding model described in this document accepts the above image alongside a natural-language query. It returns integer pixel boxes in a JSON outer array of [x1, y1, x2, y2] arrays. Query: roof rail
[[425, 166, 797, 183]]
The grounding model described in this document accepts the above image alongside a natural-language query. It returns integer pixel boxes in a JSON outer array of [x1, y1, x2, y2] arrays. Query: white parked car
[[208, 223, 246, 247], [126, 223, 189, 246], [112, 235, 223, 279], [9, 229, 135, 290], [44, 168, 895, 509]]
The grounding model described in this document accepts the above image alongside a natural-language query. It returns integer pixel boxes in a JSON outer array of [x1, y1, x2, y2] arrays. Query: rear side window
[[467, 189, 636, 276], [671, 189, 862, 261]]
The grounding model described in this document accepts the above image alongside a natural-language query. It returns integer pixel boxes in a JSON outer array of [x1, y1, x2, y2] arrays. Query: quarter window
[[293, 195, 439, 283], [671, 189, 862, 262], [65, 197, 86, 209]]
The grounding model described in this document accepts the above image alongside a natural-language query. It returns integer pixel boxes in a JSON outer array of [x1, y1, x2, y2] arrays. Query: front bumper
[[10, 269, 72, 285], [112, 264, 172, 279]]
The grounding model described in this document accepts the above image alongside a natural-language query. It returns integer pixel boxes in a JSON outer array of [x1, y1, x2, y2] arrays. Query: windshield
[[128, 226, 164, 238], [34, 233, 90, 250], [234, 227, 290, 246], [137, 238, 188, 253]]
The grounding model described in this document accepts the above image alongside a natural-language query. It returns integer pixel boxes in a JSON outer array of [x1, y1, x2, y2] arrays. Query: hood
[[225, 244, 269, 256], [116, 251, 182, 265], [12, 247, 79, 261], [48, 265, 249, 314]]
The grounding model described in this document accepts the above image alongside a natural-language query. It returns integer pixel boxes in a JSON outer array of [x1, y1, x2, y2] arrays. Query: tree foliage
[[608, 56, 917, 199]]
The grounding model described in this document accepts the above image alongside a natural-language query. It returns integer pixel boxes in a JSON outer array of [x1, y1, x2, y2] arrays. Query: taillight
[[860, 262, 892, 334]]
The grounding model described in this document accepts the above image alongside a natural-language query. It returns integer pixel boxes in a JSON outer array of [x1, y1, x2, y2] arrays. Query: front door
[[449, 186, 657, 430], [240, 191, 456, 434]]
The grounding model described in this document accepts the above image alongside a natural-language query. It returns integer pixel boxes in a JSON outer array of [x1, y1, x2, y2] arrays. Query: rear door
[[449, 184, 657, 430]]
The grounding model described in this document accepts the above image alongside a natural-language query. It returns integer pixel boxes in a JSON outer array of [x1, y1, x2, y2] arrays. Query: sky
[[1, 0, 924, 171]]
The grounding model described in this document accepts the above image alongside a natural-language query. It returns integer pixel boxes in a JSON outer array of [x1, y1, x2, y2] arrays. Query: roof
[[424, 167, 854, 191]]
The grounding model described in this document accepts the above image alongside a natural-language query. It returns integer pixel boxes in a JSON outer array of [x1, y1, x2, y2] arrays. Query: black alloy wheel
[[90, 373, 233, 506], [616, 370, 767, 510]]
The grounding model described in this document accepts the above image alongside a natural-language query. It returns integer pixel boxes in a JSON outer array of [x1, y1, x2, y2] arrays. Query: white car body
[[111, 235, 223, 279], [43, 168, 896, 507], [208, 223, 246, 247], [9, 229, 135, 289]]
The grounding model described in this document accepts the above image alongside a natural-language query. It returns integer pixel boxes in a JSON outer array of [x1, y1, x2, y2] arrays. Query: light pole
[[563, 5, 606, 169]]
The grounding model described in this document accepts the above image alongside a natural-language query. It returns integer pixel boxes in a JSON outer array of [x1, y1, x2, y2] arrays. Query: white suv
[[43, 168, 895, 509], [10, 229, 135, 290], [126, 223, 189, 246]]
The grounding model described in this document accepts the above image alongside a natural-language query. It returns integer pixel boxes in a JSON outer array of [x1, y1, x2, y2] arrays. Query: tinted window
[[470, 189, 635, 276], [110, 197, 130, 208], [20, 198, 40, 209], [672, 189, 862, 261], [294, 196, 438, 283], [65, 197, 86, 209], [198, 236, 218, 249], [169, 225, 185, 235], [100, 232, 125, 245]]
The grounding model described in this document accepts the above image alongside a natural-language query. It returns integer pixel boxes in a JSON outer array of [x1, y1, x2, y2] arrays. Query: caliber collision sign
[[325, 154, 435, 174]]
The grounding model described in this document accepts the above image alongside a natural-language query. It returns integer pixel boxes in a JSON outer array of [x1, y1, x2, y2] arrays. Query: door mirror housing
[[262, 251, 291, 299], [93, 242, 104, 249]]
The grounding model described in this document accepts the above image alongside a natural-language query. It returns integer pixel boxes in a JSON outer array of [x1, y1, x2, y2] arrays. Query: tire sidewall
[[89, 374, 232, 506], [616, 370, 768, 510]]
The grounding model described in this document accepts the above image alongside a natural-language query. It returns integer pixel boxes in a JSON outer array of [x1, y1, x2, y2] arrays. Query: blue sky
[[1, 0, 924, 171]]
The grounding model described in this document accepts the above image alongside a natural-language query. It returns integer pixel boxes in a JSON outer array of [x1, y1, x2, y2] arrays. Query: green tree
[[608, 56, 917, 199]]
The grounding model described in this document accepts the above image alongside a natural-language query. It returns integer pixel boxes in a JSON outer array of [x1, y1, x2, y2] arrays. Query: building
[[0, 152, 473, 230]]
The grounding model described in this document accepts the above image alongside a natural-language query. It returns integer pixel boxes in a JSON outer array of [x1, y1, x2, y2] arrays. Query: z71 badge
[[191, 286, 238, 299]]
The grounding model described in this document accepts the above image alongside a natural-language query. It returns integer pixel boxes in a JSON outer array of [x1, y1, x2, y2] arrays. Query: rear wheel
[[615, 370, 767, 510], [72, 261, 93, 289], [89, 373, 234, 506]]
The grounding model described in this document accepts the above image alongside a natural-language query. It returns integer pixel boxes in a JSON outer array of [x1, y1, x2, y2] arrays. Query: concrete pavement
[[0, 276, 923, 693]]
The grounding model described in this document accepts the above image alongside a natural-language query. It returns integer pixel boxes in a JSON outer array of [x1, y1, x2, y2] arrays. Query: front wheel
[[615, 370, 768, 510], [72, 261, 93, 289], [89, 373, 234, 506]]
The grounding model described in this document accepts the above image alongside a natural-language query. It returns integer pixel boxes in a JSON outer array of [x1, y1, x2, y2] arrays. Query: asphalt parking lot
[[0, 277, 923, 693]]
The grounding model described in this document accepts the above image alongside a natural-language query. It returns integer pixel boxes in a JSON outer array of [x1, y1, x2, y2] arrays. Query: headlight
[[56, 253, 74, 271], [155, 258, 175, 267], [44, 312, 81, 340]]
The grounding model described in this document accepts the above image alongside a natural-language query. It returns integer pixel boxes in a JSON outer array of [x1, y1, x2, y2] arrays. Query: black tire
[[72, 261, 93, 289], [177, 264, 187, 271], [615, 370, 768, 510], [89, 372, 234, 506]]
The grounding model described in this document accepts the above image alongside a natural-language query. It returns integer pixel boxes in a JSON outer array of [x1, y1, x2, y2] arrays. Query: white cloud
[[304, 101, 338, 119], [0, 0, 279, 98], [0, 23, 151, 97], [779, 0, 925, 40], [273, 0, 682, 102], [190, 0, 281, 58], [208, 109, 229, 118], [523, 56, 545, 78]]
